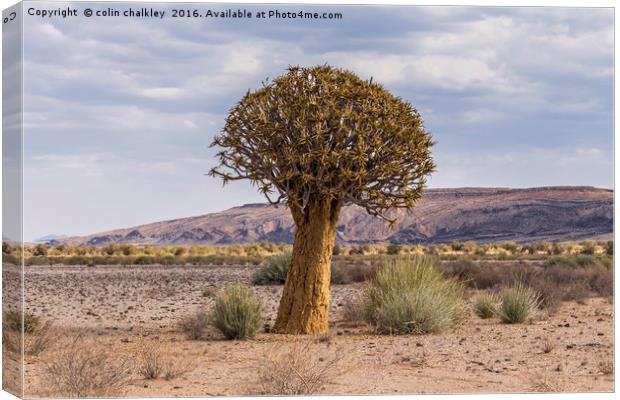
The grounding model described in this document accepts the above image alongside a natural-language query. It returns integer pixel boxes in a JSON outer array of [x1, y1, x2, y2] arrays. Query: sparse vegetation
[[178, 309, 210, 340], [496, 282, 540, 324], [258, 342, 343, 395], [3, 310, 41, 333], [363, 256, 465, 334], [137, 340, 164, 379], [211, 284, 262, 339], [529, 373, 564, 392], [251, 252, 290, 285], [541, 338, 555, 354], [43, 333, 131, 397], [473, 292, 499, 319], [11, 240, 613, 267], [252, 251, 350, 285], [598, 360, 613, 375], [162, 359, 192, 381], [2, 317, 56, 356], [341, 296, 365, 323]]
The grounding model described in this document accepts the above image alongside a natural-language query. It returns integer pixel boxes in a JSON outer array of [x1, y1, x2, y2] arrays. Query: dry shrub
[[136, 339, 192, 380], [313, 332, 334, 344], [440, 260, 507, 290], [561, 281, 591, 302], [587, 265, 613, 297], [598, 360, 613, 375], [163, 358, 192, 380], [341, 296, 365, 323], [25, 321, 57, 355], [136, 339, 163, 379], [178, 309, 210, 340], [344, 262, 377, 283], [3, 310, 40, 333], [2, 329, 20, 354], [528, 279, 562, 315], [529, 373, 564, 392], [43, 333, 131, 397], [3, 319, 57, 356], [541, 338, 555, 354], [258, 342, 344, 395]]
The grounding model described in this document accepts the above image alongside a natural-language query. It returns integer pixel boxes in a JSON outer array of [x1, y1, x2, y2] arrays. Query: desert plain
[[2, 256, 613, 397]]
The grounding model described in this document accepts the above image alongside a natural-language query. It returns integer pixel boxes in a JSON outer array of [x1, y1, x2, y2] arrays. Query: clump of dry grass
[[598, 360, 613, 375], [541, 338, 555, 354], [178, 309, 210, 340], [314, 332, 334, 344], [341, 296, 365, 323], [3, 319, 57, 356], [3, 310, 40, 333], [529, 373, 565, 392], [26, 322, 57, 355], [43, 333, 131, 397], [2, 329, 21, 354], [162, 359, 192, 380], [136, 340, 163, 379], [136, 339, 193, 380], [257, 342, 344, 395]]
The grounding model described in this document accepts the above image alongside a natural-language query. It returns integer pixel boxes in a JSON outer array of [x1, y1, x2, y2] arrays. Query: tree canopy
[[209, 65, 435, 222]]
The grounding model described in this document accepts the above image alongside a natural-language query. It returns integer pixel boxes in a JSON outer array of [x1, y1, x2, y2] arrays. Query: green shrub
[[251, 253, 290, 284], [211, 284, 262, 340], [543, 256, 579, 269], [496, 282, 540, 324], [252, 252, 351, 285], [575, 255, 597, 268], [473, 292, 499, 319], [362, 256, 465, 334]]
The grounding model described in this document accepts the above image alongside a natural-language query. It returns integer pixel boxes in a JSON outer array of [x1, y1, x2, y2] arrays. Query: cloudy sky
[[20, 3, 613, 240]]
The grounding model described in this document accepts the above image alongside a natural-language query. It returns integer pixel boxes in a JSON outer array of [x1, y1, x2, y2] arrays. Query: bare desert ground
[[4, 263, 614, 396]]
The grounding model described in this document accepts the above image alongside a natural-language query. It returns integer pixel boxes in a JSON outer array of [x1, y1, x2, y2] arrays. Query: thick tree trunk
[[273, 196, 341, 334]]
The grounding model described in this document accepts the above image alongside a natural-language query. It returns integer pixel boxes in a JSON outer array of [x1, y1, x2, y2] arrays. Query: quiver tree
[[209, 65, 435, 334]]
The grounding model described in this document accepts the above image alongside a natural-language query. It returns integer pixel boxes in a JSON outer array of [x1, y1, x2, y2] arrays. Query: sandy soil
[[11, 264, 615, 396]]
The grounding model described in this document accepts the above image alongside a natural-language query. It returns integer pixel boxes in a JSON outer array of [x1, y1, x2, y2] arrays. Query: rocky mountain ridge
[[62, 186, 613, 246]]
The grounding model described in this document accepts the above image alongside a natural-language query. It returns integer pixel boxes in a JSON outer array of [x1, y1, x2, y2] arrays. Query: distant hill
[[34, 234, 68, 244], [63, 186, 613, 246]]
